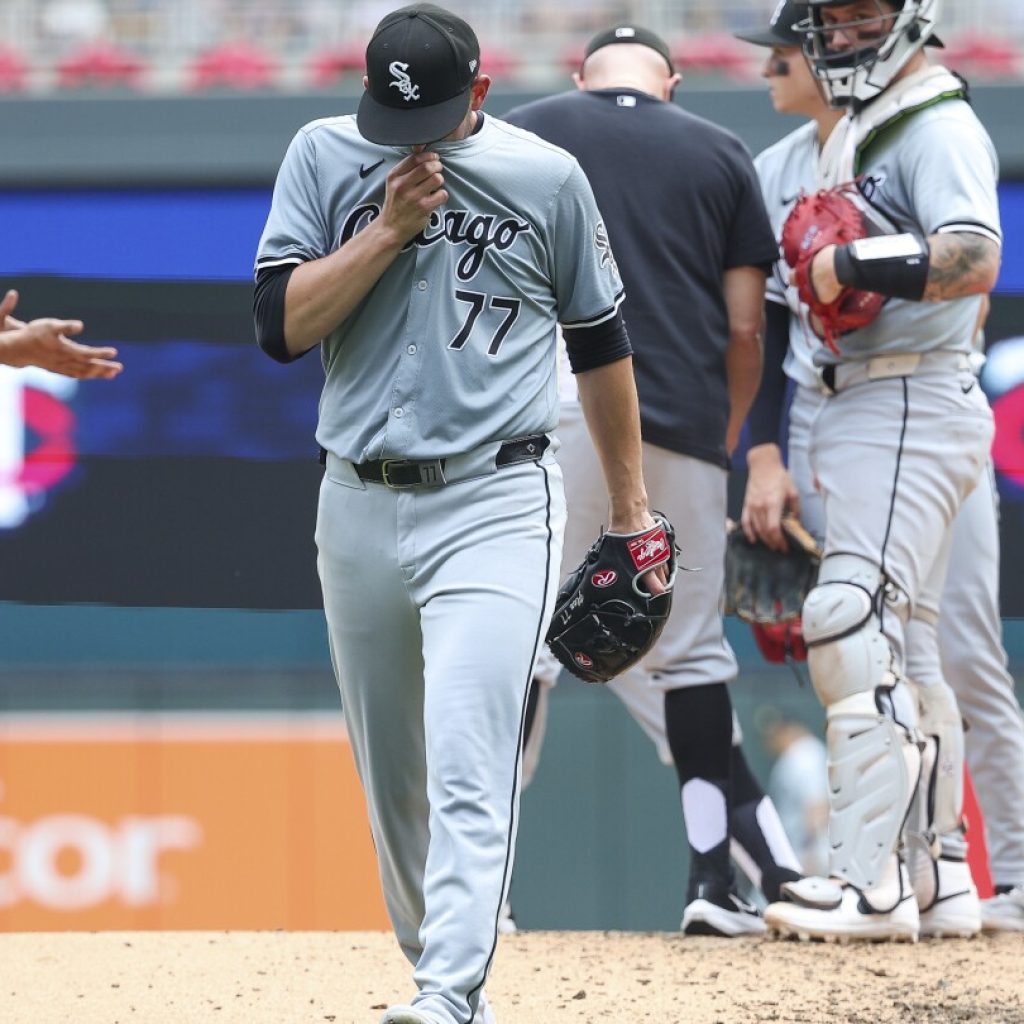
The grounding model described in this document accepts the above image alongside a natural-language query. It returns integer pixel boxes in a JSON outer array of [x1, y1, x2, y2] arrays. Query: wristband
[[833, 233, 930, 301]]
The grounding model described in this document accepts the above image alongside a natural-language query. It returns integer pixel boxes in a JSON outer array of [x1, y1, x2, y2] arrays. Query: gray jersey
[[819, 100, 1001, 365], [256, 114, 623, 462], [754, 121, 822, 391]]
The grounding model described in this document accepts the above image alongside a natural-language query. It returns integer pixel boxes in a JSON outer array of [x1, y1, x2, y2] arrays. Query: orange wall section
[[0, 717, 389, 931]]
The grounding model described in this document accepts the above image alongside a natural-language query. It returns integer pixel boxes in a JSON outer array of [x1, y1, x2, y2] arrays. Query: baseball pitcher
[[254, 5, 663, 1022]]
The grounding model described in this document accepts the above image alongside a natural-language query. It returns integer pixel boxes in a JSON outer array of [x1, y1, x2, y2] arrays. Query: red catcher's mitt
[[781, 182, 885, 353]]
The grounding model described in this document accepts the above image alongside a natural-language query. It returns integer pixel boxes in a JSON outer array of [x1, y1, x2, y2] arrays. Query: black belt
[[347, 434, 550, 488], [821, 364, 837, 394]]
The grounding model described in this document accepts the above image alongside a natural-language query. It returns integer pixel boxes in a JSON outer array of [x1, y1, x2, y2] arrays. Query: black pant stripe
[[878, 377, 910, 635], [464, 460, 555, 1022]]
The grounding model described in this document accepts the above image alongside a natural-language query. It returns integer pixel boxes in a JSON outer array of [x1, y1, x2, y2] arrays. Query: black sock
[[729, 744, 801, 902], [522, 676, 540, 749], [665, 683, 734, 900]]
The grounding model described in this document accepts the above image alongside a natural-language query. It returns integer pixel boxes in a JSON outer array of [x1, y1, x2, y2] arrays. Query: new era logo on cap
[[358, 3, 481, 146]]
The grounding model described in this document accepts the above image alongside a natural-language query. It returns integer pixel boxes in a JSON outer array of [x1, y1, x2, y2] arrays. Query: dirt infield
[[1, 929, 1022, 1023]]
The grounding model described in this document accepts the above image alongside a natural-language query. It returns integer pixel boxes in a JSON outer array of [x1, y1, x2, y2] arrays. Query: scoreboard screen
[[1, 184, 1023, 611]]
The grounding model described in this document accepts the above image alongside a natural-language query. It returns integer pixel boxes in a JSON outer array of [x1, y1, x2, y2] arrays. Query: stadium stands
[[0, 1, 1019, 93], [189, 43, 276, 91], [0, 48, 28, 93], [56, 42, 145, 90]]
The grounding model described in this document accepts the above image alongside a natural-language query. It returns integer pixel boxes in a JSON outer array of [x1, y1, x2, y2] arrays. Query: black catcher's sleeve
[[745, 301, 790, 448]]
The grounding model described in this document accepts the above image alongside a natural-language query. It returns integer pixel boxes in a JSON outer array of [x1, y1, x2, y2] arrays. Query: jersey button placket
[[392, 258, 432, 450]]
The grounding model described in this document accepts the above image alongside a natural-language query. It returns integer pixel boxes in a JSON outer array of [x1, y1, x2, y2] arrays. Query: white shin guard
[[822, 693, 921, 902], [914, 679, 967, 851], [803, 556, 921, 901]]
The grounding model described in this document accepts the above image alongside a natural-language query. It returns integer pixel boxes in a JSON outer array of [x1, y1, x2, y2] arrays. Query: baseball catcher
[[546, 513, 679, 684], [781, 182, 886, 352]]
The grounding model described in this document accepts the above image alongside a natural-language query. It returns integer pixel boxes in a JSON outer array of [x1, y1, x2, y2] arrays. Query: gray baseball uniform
[[756, 115, 1024, 891], [257, 112, 622, 1024], [755, 88, 1001, 930]]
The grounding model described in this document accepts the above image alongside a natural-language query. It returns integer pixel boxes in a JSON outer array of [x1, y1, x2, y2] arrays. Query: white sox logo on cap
[[389, 62, 421, 102]]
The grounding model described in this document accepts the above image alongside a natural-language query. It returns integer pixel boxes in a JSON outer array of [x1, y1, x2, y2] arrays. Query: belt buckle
[[380, 459, 446, 488], [867, 353, 922, 380]]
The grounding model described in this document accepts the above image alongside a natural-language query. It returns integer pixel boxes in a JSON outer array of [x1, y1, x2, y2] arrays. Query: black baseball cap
[[357, 3, 480, 146], [734, 1, 810, 47], [583, 25, 675, 74]]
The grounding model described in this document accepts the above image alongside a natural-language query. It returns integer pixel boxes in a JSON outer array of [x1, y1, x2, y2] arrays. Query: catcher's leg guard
[[802, 554, 921, 909], [904, 611, 978, 932]]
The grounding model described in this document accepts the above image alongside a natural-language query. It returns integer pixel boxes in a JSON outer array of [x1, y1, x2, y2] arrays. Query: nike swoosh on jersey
[[359, 159, 385, 179], [781, 192, 801, 206]]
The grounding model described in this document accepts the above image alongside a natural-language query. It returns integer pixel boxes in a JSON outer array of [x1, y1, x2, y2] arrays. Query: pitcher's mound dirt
[[1, 930, 1022, 1023]]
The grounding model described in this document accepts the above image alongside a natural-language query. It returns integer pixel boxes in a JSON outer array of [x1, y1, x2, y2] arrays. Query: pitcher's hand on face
[[380, 151, 448, 245]]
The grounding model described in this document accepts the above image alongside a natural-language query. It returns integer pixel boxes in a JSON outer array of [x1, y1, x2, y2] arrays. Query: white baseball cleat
[[681, 881, 767, 937], [475, 992, 498, 1024], [496, 898, 517, 934], [981, 886, 1024, 933], [917, 858, 981, 939], [380, 1007, 434, 1024], [764, 870, 920, 943]]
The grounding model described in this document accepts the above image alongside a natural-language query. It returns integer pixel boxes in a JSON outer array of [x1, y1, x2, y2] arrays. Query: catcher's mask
[[798, 0, 942, 109]]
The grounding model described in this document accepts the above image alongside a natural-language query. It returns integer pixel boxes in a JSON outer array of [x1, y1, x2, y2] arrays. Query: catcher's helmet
[[798, 0, 940, 108]]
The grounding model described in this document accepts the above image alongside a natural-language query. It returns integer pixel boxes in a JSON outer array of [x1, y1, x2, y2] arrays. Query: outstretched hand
[[0, 291, 123, 379]]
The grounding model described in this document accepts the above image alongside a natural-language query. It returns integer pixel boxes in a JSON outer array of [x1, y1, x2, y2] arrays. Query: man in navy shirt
[[506, 27, 803, 936]]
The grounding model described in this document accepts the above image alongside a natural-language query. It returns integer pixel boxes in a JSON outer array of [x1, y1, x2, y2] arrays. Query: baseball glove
[[750, 620, 809, 664], [545, 513, 679, 684], [781, 182, 886, 352], [723, 516, 821, 625]]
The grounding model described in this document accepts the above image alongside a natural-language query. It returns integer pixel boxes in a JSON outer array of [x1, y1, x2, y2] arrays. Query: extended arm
[[0, 289, 122, 379]]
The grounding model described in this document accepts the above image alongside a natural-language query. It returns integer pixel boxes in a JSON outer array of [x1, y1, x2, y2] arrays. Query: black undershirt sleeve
[[254, 264, 302, 364], [745, 301, 790, 448], [563, 309, 633, 374]]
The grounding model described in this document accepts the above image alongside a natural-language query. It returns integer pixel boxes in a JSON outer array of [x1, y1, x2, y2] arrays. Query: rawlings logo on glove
[[781, 182, 885, 352]]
